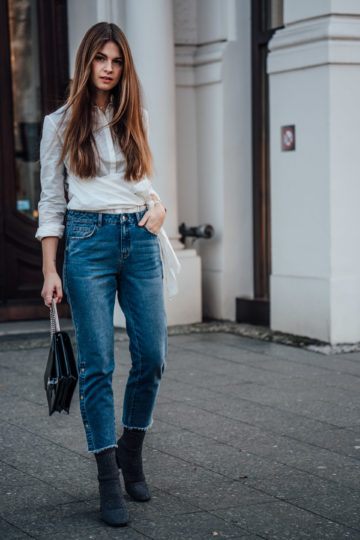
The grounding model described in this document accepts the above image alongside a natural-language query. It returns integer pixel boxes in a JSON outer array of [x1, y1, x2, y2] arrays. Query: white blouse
[[35, 102, 160, 241], [35, 101, 181, 298]]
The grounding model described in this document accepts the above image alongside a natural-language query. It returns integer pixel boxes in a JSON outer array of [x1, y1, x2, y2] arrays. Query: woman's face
[[90, 41, 123, 93]]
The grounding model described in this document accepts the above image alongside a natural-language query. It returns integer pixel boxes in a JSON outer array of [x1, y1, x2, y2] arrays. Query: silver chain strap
[[50, 298, 61, 337]]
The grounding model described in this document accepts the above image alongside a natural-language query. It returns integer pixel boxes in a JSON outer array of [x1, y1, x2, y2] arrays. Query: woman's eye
[[115, 59, 123, 65], [95, 56, 105, 61]]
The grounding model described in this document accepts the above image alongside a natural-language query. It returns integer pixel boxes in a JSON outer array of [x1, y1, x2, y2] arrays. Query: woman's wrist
[[42, 264, 57, 276], [149, 193, 166, 213], [153, 199, 167, 213]]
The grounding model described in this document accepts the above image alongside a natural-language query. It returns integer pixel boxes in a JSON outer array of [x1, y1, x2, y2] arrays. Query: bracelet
[[153, 199, 167, 213]]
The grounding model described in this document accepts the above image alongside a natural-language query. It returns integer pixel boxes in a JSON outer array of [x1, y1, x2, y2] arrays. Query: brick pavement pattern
[[0, 331, 360, 539]]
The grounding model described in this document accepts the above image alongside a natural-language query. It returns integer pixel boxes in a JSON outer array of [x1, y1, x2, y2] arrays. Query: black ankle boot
[[115, 428, 151, 502], [95, 447, 129, 526]]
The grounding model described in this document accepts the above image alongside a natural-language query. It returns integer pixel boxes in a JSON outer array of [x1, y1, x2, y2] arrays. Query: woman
[[35, 22, 171, 527]]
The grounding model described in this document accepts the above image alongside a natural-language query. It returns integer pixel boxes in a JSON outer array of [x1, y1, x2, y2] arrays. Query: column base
[[236, 297, 270, 327], [271, 274, 330, 342]]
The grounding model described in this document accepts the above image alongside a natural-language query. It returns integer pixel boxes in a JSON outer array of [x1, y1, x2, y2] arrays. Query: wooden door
[[236, 0, 283, 325], [0, 0, 70, 321]]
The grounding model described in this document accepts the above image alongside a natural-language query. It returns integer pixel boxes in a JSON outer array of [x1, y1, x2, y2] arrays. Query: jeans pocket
[[67, 222, 98, 240], [143, 224, 159, 237]]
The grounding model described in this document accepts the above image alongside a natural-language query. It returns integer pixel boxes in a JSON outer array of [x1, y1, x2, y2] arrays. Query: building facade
[[1, 0, 359, 344]]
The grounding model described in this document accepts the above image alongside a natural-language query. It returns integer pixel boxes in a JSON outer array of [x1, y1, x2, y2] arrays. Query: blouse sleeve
[[142, 108, 161, 200], [35, 115, 67, 241]]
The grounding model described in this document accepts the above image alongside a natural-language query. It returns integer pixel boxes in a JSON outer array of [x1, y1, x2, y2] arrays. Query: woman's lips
[[100, 77, 112, 83]]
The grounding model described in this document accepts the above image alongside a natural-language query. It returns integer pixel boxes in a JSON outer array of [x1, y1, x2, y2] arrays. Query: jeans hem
[[89, 443, 118, 455], [121, 418, 153, 431]]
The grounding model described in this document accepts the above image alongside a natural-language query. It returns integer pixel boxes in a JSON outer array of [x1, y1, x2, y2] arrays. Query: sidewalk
[[0, 326, 360, 539]]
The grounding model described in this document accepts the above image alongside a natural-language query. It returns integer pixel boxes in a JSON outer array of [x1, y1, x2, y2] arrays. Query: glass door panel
[[8, 0, 41, 221]]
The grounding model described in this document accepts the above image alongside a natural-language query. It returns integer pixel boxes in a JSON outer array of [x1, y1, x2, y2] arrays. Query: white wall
[[67, 0, 126, 76], [174, 0, 253, 320], [268, 0, 360, 343], [222, 0, 253, 318], [67, 0, 97, 77]]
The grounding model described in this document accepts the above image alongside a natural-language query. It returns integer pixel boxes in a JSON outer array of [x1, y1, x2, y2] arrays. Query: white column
[[112, 0, 202, 327], [96, 0, 124, 24], [174, 0, 252, 321], [124, 0, 180, 244], [268, 0, 360, 343]]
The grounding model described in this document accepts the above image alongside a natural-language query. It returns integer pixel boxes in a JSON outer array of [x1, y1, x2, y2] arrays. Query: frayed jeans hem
[[89, 443, 118, 455], [121, 419, 153, 431]]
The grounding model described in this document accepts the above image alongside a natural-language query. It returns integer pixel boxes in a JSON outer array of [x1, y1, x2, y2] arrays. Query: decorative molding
[[175, 41, 228, 87], [268, 14, 360, 74]]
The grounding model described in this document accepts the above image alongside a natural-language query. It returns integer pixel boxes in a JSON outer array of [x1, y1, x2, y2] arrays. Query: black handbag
[[44, 298, 78, 415]]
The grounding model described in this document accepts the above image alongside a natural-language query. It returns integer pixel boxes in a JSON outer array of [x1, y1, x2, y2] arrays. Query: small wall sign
[[281, 125, 295, 151], [17, 199, 30, 210]]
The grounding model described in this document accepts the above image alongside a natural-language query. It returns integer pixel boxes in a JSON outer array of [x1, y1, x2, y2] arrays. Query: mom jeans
[[62, 208, 168, 453]]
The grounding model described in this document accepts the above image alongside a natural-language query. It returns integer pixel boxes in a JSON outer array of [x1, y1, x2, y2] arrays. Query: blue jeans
[[62, 209, 168, 453]]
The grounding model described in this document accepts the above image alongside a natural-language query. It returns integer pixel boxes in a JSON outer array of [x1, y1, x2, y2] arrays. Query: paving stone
[[3, 501, 103, 537], [212, 427, 360, 488], [0, 422, 96, 499], [0, 517, 33, 539], [165, 387, 360, 459], [292, 487, 360, 530], [173, 333, 360, 384], [278, 399, 360, 427], [153, 398, 334, 452], [154, 376, 219, 404], [38, 527, 146, 539], [166, 367, 237, 389], [242, 465, 360, 527], [86, 486, 196, 521], [130, 511, 248, 539], [143, 446, 225, 487], [0, 366, 45, 406], [158, 474, 274, 512], [234, 353, 360, 388], [180, 392, 342, 437], [145, 442, 291, 490], [276, 425, 360, 460], [144, 426, 273, 481], [242, 438, 360, 491], [166, 348, 318, 391], [0, 462, 76, 514], [0, 390, 49, 421], [1, 330, 360, 539], [211, 501, 359, 539], [169, 338, 271, 366]]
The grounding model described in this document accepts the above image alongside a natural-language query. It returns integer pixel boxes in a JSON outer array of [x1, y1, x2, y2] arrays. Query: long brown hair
[[58, 22, 153, 181]]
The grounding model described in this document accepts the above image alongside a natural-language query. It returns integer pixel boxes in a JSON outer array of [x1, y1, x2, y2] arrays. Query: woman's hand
[[138, 202, 166, 235], [41, 237, 62, 308], [41, 271, 63, 308]]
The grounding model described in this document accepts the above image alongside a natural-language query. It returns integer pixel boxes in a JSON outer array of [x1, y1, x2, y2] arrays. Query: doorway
[[236, 0, 284, 326], [0, 0, 70, 321]]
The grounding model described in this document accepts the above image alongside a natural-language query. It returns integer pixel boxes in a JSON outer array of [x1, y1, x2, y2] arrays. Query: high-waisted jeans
[[62, 208, 168, 453]]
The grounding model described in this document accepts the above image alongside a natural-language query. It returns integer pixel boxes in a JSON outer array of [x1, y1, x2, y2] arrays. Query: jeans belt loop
[[97, 213, 103, 227], [136, 210, 142, 223]]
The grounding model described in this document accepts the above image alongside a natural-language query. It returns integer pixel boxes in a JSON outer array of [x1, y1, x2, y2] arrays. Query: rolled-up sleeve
[[35, 115, 67, 241]]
